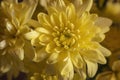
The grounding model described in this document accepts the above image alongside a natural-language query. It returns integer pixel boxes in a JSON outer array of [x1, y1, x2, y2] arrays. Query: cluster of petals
[[25, 0, 112, 80]]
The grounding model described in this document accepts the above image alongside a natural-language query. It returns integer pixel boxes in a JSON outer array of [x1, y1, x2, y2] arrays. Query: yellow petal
[[14, 48, 24, 60], [85, 59, 98, 77], [92, 33, 105, 42], [59, 12, 67, 25], [70, 51, 84, 69], [39, 34, 51, 44], [31, 38, 40, 46], [0, 40, 7, 50], [45, 42, 56, 53], [33, 47, 48, 62], [50, 13, 60, 26], [36, 27, 50, 34], [24, 31, 39, 40], [47, 52, 59, 64], [47, 6, 58, 15], [77, 0, 93, 17], [82, 0, 93, 12], [61, 58, 74, 79], [38, 13, 52, 28], [83, 49, 106, 64], [66, 3, 76, 20], [55, 52, 69, 70], [72, 0, 83, 9], [95, 17, 112, 33], [5, 19, 16, 34], [28, 19, 41, 28], [21, 0, 38, 24], [98, 44, 111, 57]]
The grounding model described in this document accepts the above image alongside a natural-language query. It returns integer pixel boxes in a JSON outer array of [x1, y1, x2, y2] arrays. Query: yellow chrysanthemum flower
[[25, 0, 112, 79], [0, 0, 37, 79]]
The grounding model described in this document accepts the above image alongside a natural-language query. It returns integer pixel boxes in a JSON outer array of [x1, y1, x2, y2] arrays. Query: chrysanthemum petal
[[6, 20, 16, 34], [95, 17, 112, 33], [39, 34, 51, 44], [92, 33, 105, 42], [28, 19, 41, 28], [50, 13, 59, 26], [33, 47, 48, 62], [21, 0, 38, 24], [85, 60, 98, 77], [71, 51, 84, 69], [82, 49, 106, 64], [47, 6, 58, 15], [0, 40, 7, 50], [77, 0, 93, 17], [66, 3, 76, 20], [59, 12, 67, 25], [61, 58, 74, 78], [38, 13, 52, 28], [15, 48, 24, 60], [24, 31, 39, 40], [36, 27, 51, 34], [46, 42, 56, 53], [98, 44, 111, 57], [47, 52, 59, 64], [55, 52, 69, 71]]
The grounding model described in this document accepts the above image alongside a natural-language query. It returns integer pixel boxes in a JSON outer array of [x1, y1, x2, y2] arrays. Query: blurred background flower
[[0, 0, 37, 80], [91, 0, 120, 23], [96, 50, 120, 80]]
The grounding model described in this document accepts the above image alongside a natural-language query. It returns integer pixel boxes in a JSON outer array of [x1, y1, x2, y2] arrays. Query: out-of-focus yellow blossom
[[25, 0, 112, 79], [96, 70, 120, 80], [91, 0, 120, 23], [96, 50, 120, 80], [0, 0, 37, 79], [108, 49, 120, 71]]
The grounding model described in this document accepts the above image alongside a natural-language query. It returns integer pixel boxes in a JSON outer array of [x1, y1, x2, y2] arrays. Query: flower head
[[0, 0, 37, 79], [26, 0, 112, 79]]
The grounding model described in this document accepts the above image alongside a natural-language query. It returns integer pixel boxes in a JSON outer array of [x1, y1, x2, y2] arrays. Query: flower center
[[53, 26, 76, 49]]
